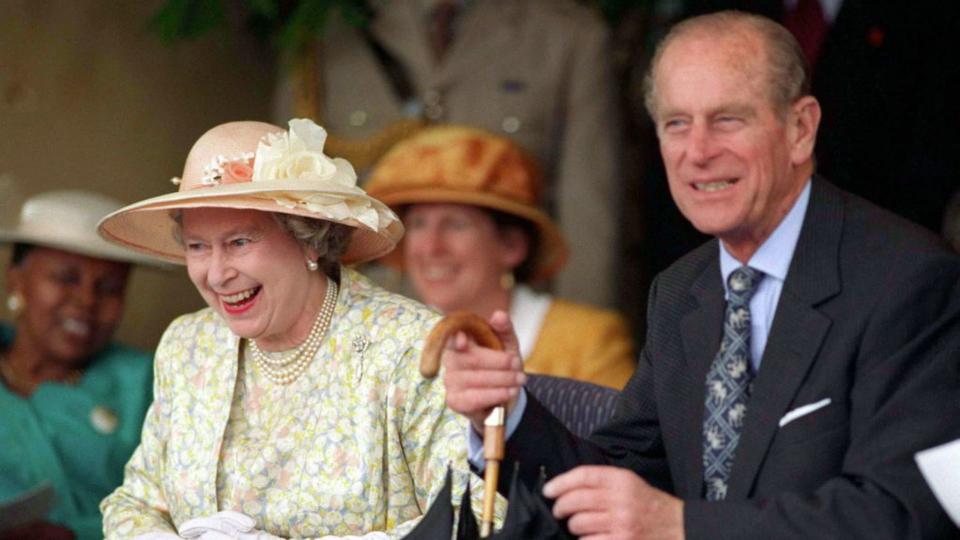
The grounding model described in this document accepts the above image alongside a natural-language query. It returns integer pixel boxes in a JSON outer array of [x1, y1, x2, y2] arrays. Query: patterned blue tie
[[702, 266, 764, 501]]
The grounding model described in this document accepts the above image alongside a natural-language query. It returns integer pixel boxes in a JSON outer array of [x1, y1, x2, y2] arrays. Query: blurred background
[[2, 0, 958, 351], [0, 2, 275, 349]]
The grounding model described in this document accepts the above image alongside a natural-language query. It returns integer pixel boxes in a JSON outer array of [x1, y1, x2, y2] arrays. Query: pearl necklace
[[248, 277, 338, 385]]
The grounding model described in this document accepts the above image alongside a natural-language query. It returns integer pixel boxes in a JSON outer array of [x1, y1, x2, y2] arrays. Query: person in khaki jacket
[[275, 0, 623, 309], [365, 125, 635, 389]]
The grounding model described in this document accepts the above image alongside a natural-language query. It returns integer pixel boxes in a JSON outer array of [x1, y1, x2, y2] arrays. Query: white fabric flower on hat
[[253, 119, 346, 185]]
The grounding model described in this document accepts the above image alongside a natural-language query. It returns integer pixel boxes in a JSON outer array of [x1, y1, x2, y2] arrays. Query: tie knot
[[727, 266, 764, 304]]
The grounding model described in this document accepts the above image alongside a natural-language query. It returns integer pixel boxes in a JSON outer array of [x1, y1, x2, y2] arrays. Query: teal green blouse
[[0, 324, 152, 540]]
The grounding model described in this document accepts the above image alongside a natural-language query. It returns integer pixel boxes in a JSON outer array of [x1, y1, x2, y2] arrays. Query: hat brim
[[97, 180, 404, 265], [371, 186, 568, 282], [0, 229, 169, 267]]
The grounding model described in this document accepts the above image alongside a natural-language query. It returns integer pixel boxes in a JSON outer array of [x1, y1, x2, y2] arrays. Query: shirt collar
[[720, 179, 811, 292]]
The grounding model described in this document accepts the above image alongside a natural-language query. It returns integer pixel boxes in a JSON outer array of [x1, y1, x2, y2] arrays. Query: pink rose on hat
[[222, 160, 254, 184]]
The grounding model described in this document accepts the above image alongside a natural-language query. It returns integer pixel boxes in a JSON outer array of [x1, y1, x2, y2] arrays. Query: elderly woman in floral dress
[[97, 119, 490, 539]]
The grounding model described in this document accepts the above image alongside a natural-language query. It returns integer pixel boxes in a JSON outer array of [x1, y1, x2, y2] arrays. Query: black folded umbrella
[[403, 465, 574, 540], [457, 477, 481, 540], [486, 466, 575, 540]]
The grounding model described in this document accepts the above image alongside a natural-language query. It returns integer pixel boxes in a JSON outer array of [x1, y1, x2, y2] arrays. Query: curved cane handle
[[420, 311, 503, 378]]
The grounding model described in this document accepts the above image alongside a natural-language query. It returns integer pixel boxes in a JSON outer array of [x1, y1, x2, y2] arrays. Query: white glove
[[179, 511, 281, 539], [132, 533, 185, 540], [196, 532, 281, 540], [315, 534, 390, 540]]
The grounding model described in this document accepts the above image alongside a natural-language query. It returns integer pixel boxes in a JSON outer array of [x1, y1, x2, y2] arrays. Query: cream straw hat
[[97, 119, 403, 265], [0, 189, 166, 266]]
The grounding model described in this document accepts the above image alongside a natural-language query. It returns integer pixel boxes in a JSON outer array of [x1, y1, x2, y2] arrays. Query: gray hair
[[170, 210, 353, 274], [272, 213, 353, 274], [643, 10, 809, 120]]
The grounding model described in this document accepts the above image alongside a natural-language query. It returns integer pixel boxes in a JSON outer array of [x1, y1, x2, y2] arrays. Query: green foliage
[[149, 0, 227, 43], [147, 0, 645, 50], [148, 0, 369, 51]]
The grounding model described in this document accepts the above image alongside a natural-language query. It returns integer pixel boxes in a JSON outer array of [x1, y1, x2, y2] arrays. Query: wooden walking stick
[[420, 311, 506, 538]]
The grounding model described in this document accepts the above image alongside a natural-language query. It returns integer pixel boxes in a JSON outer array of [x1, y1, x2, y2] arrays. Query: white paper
[[0, 482, 56, 531], [916, 438, 960, 526]]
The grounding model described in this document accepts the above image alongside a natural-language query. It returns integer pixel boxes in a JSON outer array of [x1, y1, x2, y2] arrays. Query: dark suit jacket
[[504, 179, 960, 539]]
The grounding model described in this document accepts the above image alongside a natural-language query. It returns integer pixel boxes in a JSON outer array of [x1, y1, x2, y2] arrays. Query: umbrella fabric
[[487, 466, 575, 540], [402, 464, 573, 539], [457, 480, 480, 539]]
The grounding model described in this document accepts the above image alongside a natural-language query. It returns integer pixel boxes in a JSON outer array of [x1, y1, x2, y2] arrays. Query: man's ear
[[497, 227, 530, 271], [789, 95, 821, 166]]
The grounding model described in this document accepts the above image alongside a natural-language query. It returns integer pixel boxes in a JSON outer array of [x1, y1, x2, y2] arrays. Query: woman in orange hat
[[365, 126, 636, 389], [0, 190, 162, 540], [97, 119, 491, 539]]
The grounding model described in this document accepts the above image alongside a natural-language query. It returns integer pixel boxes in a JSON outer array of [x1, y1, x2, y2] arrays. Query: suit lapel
[[371, 1, 433, 87], [435, 0, 520, 84], [678, 252, 725, 499], [373, 1, 521, 91], [727, 178, 843, 498]]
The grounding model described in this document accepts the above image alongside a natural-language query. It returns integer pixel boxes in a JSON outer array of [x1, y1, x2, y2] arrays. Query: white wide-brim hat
[[97, 119, 403, 265], [0, 189, 167, 266]]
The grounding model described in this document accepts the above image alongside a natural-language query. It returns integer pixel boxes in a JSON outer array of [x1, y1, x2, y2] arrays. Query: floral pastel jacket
[[101, 268, 486, 539]]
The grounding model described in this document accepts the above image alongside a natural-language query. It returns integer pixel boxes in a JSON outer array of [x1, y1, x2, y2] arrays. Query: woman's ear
[[302, 245, 321, 268], [5, 265, 23, 295], [497, 227, 530, 271]]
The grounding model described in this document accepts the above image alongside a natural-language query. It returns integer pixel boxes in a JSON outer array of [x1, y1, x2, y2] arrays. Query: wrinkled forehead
[[179, 207, 275, 237], [661, 29, 766, 79], [653, 30, 771, 107]]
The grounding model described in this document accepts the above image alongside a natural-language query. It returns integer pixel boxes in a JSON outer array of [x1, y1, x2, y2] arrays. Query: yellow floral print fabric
[[101, 268, 487, 538]]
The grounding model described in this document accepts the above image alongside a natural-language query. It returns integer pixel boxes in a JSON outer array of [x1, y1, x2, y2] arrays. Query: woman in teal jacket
[[0, 190, 160, 540]]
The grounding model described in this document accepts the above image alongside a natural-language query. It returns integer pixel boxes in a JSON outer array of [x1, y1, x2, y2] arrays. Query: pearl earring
[[306, 259, 319, 272], [6, 293, 24, 315]]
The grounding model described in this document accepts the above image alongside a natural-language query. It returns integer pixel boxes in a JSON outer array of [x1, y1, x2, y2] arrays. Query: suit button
[[501, 116, 521, 133], [349, 110, 368, 127]]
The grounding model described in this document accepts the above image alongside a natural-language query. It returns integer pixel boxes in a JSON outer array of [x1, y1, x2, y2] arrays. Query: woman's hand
[[0, 521, 75, 540], [439, 311, 526, 433], [179, 511, 280, 539]]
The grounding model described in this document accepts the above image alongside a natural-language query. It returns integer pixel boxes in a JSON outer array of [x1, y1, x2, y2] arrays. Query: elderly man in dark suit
[[440, 10, 960, 539]]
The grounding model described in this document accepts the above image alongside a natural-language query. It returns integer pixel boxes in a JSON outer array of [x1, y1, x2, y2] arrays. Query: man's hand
[[543, 465, 684, 540], [441, 310, 526, 432]]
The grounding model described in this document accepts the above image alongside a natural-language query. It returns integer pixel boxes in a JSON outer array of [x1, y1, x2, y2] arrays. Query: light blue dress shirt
[[469, 180, 812, 467], [720, 180, 810, 371]]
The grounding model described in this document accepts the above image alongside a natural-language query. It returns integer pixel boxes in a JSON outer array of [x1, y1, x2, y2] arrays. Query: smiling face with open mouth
[[6, 247, 130, 369], [403, 203, 527, 318], [181, 207, 328, 351], [652, 29, 816, 261]]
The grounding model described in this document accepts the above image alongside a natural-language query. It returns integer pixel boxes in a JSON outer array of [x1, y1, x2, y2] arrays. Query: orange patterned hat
[[365, 125, 568, 282]]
